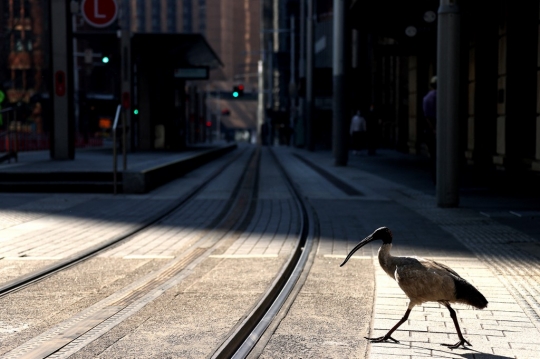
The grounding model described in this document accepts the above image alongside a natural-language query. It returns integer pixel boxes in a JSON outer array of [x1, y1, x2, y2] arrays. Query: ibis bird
[[340, 227, 488, 349]]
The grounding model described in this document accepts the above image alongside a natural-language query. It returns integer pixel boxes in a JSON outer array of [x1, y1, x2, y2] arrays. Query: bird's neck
[[378, 243, 397, 279]]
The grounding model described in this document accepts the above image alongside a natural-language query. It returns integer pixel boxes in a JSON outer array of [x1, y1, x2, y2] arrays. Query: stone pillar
[[436, 0, 461, 207], [50, 0, 74, 159]]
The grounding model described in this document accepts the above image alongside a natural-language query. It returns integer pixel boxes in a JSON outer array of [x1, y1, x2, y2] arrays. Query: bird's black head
[[372, 227, 393, 244], [340, 227, 393, 267]]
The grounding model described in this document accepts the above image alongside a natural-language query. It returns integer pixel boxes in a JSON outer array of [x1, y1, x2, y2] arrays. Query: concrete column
[[50, 0, 74, 159], [332, 0, 347, 165], [436, 0, 461, 207], [296, 0, 306, 147], [535, 7, 540, 171], [305, 0, 314, 151]]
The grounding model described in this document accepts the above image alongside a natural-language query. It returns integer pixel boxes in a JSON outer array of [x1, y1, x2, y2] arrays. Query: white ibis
[[340, 227, 488, 349]]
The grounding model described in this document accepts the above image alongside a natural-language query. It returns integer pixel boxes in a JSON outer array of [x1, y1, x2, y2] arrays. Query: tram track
[[0, 147, 250, 299], [0, 145, 317, 359], [210, 147, 317, 359]]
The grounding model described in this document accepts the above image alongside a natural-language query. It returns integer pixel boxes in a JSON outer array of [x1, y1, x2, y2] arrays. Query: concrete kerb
[[123, 143, 237, 193]]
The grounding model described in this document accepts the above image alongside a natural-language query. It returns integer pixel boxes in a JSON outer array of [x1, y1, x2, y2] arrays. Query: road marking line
[[210, 254, 279, 258]]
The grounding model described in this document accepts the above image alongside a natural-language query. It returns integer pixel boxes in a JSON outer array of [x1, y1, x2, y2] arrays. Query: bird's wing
[[419, 258, 463, 279], [394, 257, 457, 305]]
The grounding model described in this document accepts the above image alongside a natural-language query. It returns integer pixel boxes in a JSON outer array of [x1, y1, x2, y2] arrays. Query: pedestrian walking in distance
[[340, 227, 488, 349], [350, 110, 366, 155]]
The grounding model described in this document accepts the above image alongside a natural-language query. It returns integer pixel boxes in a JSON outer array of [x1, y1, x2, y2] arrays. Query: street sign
[[81, 0, 118, 28], [174, 67, 209, 79], [84, 48, 93, 64]]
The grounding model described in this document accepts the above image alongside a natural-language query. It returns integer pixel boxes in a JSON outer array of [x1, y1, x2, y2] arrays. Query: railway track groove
[[1, 146, 318, 359]]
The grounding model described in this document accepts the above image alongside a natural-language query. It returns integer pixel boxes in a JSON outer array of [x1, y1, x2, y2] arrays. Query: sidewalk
[[0, 142, 236, 193], [265, 146, 540, 359]]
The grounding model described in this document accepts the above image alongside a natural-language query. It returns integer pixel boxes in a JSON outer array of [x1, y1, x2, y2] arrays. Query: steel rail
[[210, 147, 316, 359], [0, 146, 248, 298]]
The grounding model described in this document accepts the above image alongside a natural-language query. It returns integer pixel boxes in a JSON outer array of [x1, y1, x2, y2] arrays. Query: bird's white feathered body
[[379, 244, 459, 307]]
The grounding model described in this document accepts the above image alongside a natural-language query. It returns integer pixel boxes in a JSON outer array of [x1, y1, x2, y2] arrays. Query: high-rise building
[[124, 0, 260, 88]]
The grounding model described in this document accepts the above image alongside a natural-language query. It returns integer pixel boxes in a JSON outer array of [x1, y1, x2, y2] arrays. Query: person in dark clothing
[[349, 110, 366, 154]]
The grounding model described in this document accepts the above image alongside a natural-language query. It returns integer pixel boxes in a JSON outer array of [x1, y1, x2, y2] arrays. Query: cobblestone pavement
[[271, 146, 540, 359]]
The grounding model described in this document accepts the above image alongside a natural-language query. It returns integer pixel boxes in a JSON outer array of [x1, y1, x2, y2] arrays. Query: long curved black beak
[[340, 234, 375, 267]]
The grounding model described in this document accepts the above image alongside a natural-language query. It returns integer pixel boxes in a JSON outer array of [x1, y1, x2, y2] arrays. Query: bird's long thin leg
[[366, 309, 411, 344], [441, 303, 472, 349]]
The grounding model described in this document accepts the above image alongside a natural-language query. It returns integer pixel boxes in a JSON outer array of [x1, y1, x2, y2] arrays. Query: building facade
[[295, 0, 540, 179]]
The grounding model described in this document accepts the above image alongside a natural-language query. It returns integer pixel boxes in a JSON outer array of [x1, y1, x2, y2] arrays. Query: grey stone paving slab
[[257, 257, 374, 359]]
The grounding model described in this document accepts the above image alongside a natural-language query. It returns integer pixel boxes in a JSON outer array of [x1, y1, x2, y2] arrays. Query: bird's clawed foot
[[441, 338, 472, 349], [365, 335, 400, 344]]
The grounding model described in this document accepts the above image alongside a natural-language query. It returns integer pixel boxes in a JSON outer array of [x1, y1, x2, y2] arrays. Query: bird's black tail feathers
[[454, 277, 488, 309]]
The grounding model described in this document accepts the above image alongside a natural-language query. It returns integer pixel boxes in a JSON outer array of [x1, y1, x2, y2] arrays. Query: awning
[[131, 33, 223, 69], [349, 0, 438, 40]]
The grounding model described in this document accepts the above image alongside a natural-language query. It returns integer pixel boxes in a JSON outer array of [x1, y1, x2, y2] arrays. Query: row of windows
[[183, 0, 193, 33], [127, 0, 200, 33], [198, 0, 206, 34]]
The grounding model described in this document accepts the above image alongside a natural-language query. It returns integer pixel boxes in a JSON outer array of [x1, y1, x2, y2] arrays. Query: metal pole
[[257, 60, 264, 144], [122, 110, 127, 170], [305, 0, 314, 151], [113, 126, 117, 195], [268, 38, 274, 145], [217, 89, 221, 142], [437, 0, 461, 207], [13, 110, 18, 155], [289, 15, 296, 145], [332, 0, 347, 165], [121, 28, 131, 155], [71, 5, 79, 138], [268, 39, 273, 111]]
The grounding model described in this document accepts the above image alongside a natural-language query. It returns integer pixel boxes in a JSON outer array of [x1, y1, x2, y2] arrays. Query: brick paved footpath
[[272, 146, 540, 359]]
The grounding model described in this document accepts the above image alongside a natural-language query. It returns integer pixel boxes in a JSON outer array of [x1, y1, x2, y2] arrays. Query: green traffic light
[[133, 109, 139, 115], [232, 91, 239, 98], [102, 56, 110, 64]]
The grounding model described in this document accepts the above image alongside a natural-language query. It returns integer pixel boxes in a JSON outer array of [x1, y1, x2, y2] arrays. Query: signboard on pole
[[81, 0, 118, 28]]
